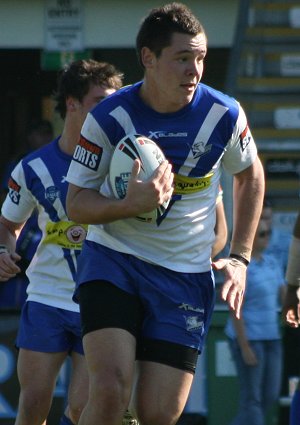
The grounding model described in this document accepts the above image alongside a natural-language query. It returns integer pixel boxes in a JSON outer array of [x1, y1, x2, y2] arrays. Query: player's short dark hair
[[136, 2, 206, 68], [54, 59, 123, 119]]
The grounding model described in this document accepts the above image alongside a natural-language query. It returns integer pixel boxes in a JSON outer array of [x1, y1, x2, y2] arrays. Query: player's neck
[[58, 118, 80, 156]]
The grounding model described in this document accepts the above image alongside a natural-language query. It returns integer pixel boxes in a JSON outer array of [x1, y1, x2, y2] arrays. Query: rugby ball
[[109, 134, 169, 222]]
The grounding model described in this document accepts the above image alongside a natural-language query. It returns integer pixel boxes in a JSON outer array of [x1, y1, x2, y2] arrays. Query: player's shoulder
[[90, 82, 141, 117], [199, 83, 240, 112], [21, 138, 58, 166]]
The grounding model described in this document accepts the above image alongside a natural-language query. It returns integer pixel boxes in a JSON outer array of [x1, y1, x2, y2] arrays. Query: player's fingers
[[286, 310, 299, 327], [131, 159, 141, 180], [234, 290, 244, 319], [10, 252, 22, 262], [212, 258, 228, 271], [221, 279, 231, 302], [154, 160, 170, 180]]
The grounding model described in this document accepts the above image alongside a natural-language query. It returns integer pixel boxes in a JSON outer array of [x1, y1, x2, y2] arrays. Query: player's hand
[[282, 286, 300, 328], [0, 251, 22, 281], [126, 159, 174, 214], [212, 257, 247, 319]]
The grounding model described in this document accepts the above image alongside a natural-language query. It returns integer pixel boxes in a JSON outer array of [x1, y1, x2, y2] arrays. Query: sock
[[290, 389, 300, 425], [59, 413, 75, 425]]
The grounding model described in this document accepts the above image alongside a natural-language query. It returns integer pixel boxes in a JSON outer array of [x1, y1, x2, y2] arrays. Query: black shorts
[[78, 280, 198, 373]]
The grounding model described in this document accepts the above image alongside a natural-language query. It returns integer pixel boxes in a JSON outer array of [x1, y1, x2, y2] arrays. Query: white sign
[[215, 340, 237, 377], [274, 108, 300, 129], [280, 55, 300, 77], [45, 0, 83, 51], [289, 7, 300, 28]]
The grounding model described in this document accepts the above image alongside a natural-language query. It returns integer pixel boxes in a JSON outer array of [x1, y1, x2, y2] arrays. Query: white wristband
[[0, 245, 9, 255], [286, 237, 300, 287]]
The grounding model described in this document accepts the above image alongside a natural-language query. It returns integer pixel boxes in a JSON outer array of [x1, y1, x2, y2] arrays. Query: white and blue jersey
[[67, 82, 257, 273], [1, 138, 87, 312]]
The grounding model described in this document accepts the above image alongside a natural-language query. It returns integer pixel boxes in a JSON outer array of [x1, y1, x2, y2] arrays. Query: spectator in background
[[261, 197, 300, 418], [261, 198, 292, 273], [0, 59, 123, 425], [282, 211, 300, 425], [0, 120, 54, 309], [225, 216, 286, 425]]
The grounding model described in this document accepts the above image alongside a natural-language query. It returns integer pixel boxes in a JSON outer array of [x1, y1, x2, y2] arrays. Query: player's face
[[146, 32, 207, 113], [79, 84, 116, 123]]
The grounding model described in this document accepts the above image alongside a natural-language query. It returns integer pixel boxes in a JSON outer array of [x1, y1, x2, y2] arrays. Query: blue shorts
[[76, 241, 215, 353], [16, 301, 84, 354]]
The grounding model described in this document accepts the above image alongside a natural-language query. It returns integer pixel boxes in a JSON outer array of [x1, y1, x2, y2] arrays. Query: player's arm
[[213, 156, 265, 318], [211, 197, 228, 259], [282, 212, 300, 327], [0, 215, 23, 281], [67, 160, 173, 224]]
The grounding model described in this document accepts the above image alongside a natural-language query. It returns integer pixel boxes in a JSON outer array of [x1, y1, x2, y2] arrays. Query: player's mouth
[[181, 83, 196, 92]]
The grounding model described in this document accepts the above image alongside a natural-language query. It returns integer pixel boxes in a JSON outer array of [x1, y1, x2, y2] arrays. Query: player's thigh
[[17, 349, 67, 394], [134, 360, 193, 422]]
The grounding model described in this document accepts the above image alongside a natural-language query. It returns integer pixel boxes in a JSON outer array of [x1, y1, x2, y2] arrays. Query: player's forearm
[[230, 157, 265, 262], [0, 217, 19, 253], [66, 184, 139, 224]]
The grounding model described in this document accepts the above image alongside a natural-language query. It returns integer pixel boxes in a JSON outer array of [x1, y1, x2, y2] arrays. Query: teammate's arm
[[212, 197, 228, 259], [0, 215, 23, 280]]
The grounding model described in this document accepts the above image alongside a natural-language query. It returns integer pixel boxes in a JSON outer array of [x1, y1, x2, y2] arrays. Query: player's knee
[[18, 389, 52, 422], [68, 403, 85, 424], [137, 408, 179, 425], [90, 376, 131, 414]]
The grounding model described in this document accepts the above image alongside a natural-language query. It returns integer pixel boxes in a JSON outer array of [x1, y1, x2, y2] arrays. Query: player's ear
[[141, 47, 155, 69], [66, 96, 79, 112]]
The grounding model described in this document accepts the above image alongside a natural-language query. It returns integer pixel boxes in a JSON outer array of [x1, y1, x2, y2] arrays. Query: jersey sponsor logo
[[44, 221, 88, 249], [7, 177, 21, 205], [148, 131, 188, 139], [45, 186, 60, 204], [174, 173, 213, 195], [239, 124, 252, 151], [73, 135, 102, 170]]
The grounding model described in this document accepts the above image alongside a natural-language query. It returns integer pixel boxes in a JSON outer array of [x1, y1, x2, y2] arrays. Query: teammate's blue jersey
[[2, 138, 87, 311], [67, 82, 257, 273]]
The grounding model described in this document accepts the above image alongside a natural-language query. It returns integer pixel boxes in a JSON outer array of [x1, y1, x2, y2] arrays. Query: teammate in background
[[66, 4, 264, 425], [0, 120, 54, 309], [282, 211, 300, 425], [261, 198, 292, 273], [0, 59, 123, 425]]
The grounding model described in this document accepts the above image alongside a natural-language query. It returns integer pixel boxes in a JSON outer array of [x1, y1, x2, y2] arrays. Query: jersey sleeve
[[66, 113, 113, 190], [1, 161, 37, 223], [222, 103, 258, 175]]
